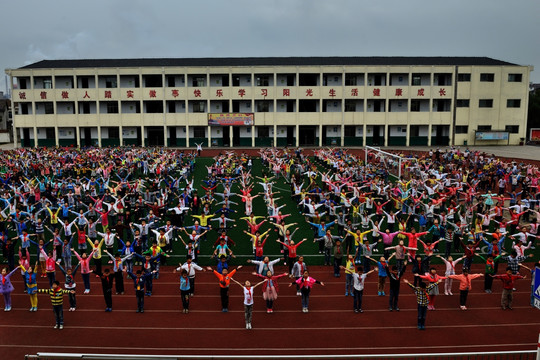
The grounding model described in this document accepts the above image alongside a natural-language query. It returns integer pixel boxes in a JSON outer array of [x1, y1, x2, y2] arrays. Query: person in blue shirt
[[366, 254, 394, 296], [127, 269, 156, 313]]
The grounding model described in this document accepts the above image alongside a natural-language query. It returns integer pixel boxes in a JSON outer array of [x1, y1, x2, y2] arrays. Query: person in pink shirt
[[289, 270, 325, 313], [71, 248, 96, 294], [447, 268, 483, 310]]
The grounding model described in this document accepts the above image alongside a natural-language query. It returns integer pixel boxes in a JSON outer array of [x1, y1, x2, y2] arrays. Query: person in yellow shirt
[[191, 213, 214, 227], [88, 237, 104, 276]]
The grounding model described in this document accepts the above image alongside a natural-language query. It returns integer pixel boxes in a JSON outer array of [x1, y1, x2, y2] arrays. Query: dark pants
[[445, 241, 452, 258], [114, 271, 124, 293], [460, 290, 469, 306], [181, 290, 190, 310], [94, 258, 102, 276], [145, 274, 153, 294], [188, 277, 195, 295], [53, 304, 63, 325], [68, 292, 76, 308], [82, 273, 90, 290], [389, 288, 400, 309], [324, 248, 331, 265], [301, 287, 310, 308], [220, 287, 229, 310], [353, 289, 363, 310], [333, 257, 342, 276], [47, 272, 55, 288], [484, 275, 493, 291], [417, 305, 427, 328], [104, 289, 113, 309], [136, 290, 144, 311], [266, 299, 274, 309]]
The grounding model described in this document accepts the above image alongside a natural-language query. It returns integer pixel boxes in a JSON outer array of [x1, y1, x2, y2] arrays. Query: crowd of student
[[0, 145, 538, 330]]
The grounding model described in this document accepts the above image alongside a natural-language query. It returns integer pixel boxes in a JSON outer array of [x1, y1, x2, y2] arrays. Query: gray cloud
[[1, 0, 539, 96]]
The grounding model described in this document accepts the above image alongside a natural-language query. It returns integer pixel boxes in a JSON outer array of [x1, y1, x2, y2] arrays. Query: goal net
[[364, 146, 418, 180]]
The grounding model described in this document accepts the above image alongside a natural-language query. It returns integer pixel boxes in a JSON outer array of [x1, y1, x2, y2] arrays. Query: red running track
[[0, 264, 537, 359]]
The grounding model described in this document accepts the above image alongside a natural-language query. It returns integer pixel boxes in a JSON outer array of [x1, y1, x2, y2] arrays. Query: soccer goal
[[364, 146, 418, 180]]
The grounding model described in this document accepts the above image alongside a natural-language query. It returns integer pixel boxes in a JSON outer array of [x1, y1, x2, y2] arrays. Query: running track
[[1, 264, 537, 359]]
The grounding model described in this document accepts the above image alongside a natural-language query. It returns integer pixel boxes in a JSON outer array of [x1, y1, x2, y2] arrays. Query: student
[[416, 267, 446, 310], [176, 255, 205, 296], [104, 250, 133, 295], [56, 262, 80, 311], [388, 262, 407, 311], [247, 256, 282, 276], [365, 255, 393, 296], [289, 270, 325, 313], [343, 254, 356, 296], [276, 238, 307, 273], [447, 268, 484, 310], [436, 255, 465, 296], [340, 265, 376, 313], [95, 268, 115, 312], [231, 277, 267, 329], [0, 266, 19, 311], [491, 266, 526, 310], [20, 261, 39, 311], [71, 248, 96, 294], [207, 265, 243, 312], [474, 253, 502, 293], [404, 278, 441, 330], [290, 256, 307, 296], [37, 280, 74, 329], [178, 269, 191, 313], [254, 270, 289, 313], [40, 246, 57, 287], [127, 269, 156, 313]]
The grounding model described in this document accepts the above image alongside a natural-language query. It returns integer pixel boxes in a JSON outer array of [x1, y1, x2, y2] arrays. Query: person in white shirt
[[231, 278, 267, 330], [175, 256, 205, 296]]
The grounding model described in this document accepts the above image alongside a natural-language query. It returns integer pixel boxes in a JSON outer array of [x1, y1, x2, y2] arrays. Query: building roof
[[18, 56, 518, 69]]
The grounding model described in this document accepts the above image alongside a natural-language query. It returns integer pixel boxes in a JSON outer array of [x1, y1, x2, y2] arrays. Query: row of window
[[456, 99, 521, 108], [18, 72, 524, 90], [455, 125, 519, 134]]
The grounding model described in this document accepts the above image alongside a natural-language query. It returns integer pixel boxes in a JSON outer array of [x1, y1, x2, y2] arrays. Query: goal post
[[364, 146, 418, 180]]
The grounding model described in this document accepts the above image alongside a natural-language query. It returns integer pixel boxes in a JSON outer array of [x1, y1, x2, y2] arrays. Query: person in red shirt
[[276, 238, 307, 273], [207, 265, 243, 312], [491, 267, 526, 310]]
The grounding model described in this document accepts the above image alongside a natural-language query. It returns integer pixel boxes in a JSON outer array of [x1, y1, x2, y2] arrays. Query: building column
[[207, 126, 212, 147], [363, 124, 367, 147], [295, 124, 299, 147], [341, 124, 345, 147], [164, 125, 167, 147], [273, 124, 277, 147], [229, 126, 233, 148], [319, 124, 323, 147], [405, 124, 410, 147], [54, 127, 59, 147], [185, 125, 190, 147], [117, 127, 123, 146], [33, 126, 38, 147], [76, 126, 81, 148], [251, 126, 255, 147], [13, 127, 17, 148], [384, 124, 388, 147], [427, 124, 432, 147], [98, 126, 102, 147]]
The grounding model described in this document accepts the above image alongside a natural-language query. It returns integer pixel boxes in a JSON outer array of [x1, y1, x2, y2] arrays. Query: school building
[[4, 57, 532, 148]]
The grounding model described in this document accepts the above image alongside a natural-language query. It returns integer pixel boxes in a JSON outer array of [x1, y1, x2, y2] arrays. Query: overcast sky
[[1, 0, 539, 94]]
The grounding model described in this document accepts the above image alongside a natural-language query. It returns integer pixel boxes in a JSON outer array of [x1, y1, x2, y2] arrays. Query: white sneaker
[[54, 324, 58, 329], [59, 325, 63, 330], [248, 323, 252, 329], [246, 323, 249, 329], [296, 291, 301, 296]]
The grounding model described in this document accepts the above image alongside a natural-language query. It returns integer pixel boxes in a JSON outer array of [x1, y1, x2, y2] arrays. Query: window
[[480, 73, 494, 82], [477, 125, 492, 131], [345, 74, 358, 86], [44, 103, 54, 114], [410, 100, 420, 112], [456, 99, 470, 107], [505, 125, 519, 134], [193, 101, 205, 113], [167, 77, 175, 87], [108, 127, 119, 138], [479, 99, 493, 108], [508, 74, 522, 82], [257, 126, 270, 138], [45, 128, 55, 139], [193, 126, 205, 138], [411, 75, 421, 86], [105, 77, 117, 88], [457, 73, 471, 82], [257, 101, 269, 112], [455, 126, 469, 134], [344, 126, 356, 137], [344, 100, 356, 112], [106, 102, 118, 114], [43, 79, 53, 89], [20, 103, 29, 115], [193, 77, 205, 87], [506, 99, 521, 108], [256, 76, 269, 86]]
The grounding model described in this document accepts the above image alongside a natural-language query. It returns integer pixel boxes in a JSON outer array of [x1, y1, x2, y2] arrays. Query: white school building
[[4, 56, 532, 148]]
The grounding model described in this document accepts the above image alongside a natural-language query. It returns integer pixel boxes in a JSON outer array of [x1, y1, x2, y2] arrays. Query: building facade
[[4, 57, 532, 148]]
